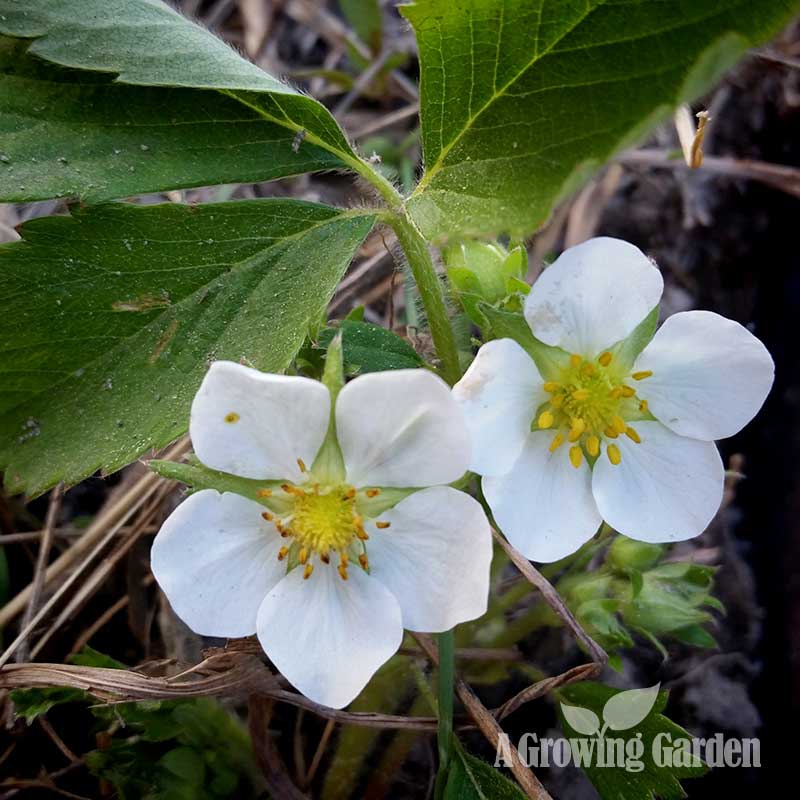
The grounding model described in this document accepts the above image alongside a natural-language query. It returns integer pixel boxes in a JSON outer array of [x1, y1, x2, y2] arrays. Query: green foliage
[[11, 647, 260, 799], [559, 682, 707, 800], [557, 537, 722, 657], [0, 38, 345, 203], [339, 0, 383, 53], [0, 201, 374, 495], [315, 320, 425, 375], [0, 0, 358, 202], [444, 241, 528, 325], [444, 740, 527, 799], [403, 0, 800, 241]]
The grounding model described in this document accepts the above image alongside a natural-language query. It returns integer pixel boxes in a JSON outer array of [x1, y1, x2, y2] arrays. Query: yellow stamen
[[340, 551, 349, 567], [538, 410, 555, 429], [320, 552, 330, 564], [338, 564, 349, 580], [543, 381, 560, 393], [277, 546, 289, 561], [358, 553, 369, 569], [625, 426, 641, 444], [598, 351, 613, 367], [550, 393, 564, 408], [365, 488, 380, 497], [343, 487, 356, 500], [256, 488, 273, 498], [375, 521, 391, 529], [297, 457, 307, 473], [298, 547, 309, 564], [632, 370, 653, 381], [620, 385, 636, 398], [569, 445, 583, 469], [303, 563, 314, 580], [261, 511, 273, 522], [587, 435, 600, 457], [568, 418, 585, 442], [581, 362, 596, 377], [604, 426, 619, 439], [572, 388, 590, 402], [609, 386, 623, 399], [607, 444, 622, 465], [281, 483, 305, 497], [639, 399, 649, 413], [570, 354, 582, 369], [224, 412, 240, 423], [611, 415, 627, 435], [549, 432, 565, 452]]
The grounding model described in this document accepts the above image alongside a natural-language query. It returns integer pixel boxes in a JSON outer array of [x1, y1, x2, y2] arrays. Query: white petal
[[336, 369, 470, 488], [452, 339, 545, 477], [151, 490, 285, 638], [524, 237, 663, 355], [256, 565, 403, 708], [633, 311, 774, 440], [483, 432, 602, 562], [190, 361, 330, 481], [592, 421, 724, 543], [365, 487, 492, 632]]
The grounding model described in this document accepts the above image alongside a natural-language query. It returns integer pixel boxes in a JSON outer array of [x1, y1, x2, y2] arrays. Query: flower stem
[[434, 628, 455, 797], [386, 211, 462, 386]]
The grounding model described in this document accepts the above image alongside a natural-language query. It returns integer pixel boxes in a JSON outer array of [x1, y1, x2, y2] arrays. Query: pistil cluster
[[535, 352, 652, 468], [257, 461, 390, 582]]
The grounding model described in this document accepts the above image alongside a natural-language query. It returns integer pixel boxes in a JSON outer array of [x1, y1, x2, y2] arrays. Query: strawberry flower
[[454, 237, 773, 562], [151, 361, 491, 708]]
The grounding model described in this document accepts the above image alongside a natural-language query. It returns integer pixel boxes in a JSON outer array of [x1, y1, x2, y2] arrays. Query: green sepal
[[148, 459, 291, 513], [312, 333, 347, 483], [611, 306, 659, 371], [477, 304, 568, 380]]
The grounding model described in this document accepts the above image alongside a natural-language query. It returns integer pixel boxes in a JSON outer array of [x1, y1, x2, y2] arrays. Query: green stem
[[386, 211, 462, 385], [435, 628, 455, 797]]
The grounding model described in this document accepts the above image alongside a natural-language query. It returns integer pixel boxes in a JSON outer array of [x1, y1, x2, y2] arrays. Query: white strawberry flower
[[151, 361, 491, 709], [454, 237, 774, 563]]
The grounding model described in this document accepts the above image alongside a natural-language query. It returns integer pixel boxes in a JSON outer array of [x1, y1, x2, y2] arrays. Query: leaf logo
[[561, 683, 660, 738]]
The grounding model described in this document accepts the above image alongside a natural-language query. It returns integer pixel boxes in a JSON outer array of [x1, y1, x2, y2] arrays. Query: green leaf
[[444, 740, 527, 799], [10, 687, 86, 723], [340, 0, 383, 53], [403, 0, 799, 241], [0, 200, 374, 495], [0, 0, 359, 201], [318, 320, 425, 374], [559, 682, 707, 800], [0, 38, 347, 203]]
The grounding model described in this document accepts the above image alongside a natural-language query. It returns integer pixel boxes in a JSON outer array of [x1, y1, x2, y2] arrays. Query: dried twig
[[16, 485, 63, 663], [412, 633, 552, 800]]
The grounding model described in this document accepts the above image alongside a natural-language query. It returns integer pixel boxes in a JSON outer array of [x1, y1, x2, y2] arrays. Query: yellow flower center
[[536, 352, 652, 468], [257, 461, 389, 582]]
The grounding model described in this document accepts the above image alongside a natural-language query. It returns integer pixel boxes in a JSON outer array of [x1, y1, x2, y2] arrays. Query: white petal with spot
[[256, 565, 403, 708], [336, 369, 470, 488], [452, 338, 545, 477], [483, 432, 602, 562], [151, 490, 285, 638], [365, 486, 492, 632], [190, 361, 330, 481], [592, 421, 724, 542], [524, 237, 663, 355], [633, 311, 774, 440]]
